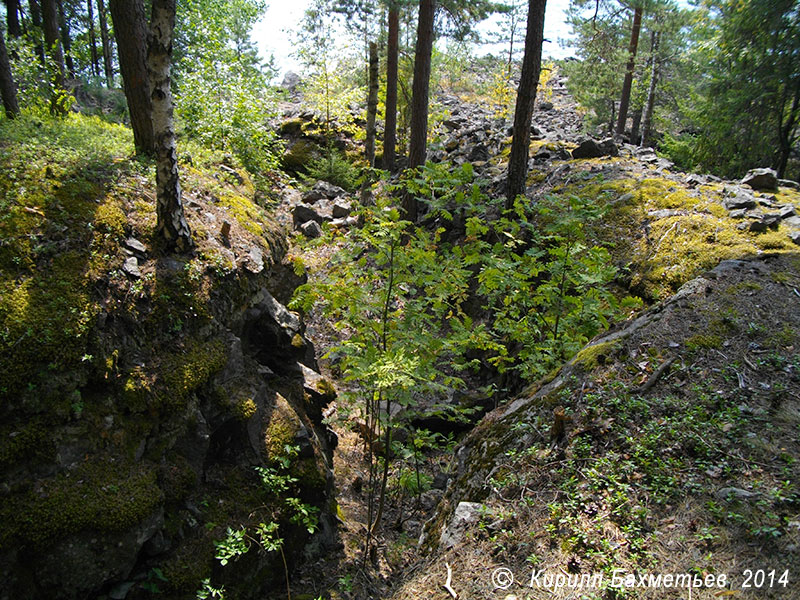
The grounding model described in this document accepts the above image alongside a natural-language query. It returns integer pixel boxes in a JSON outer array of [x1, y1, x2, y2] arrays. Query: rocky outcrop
[[0, 194, 337, 600], [741, 167, 778, 191], [572, 137, 619, 159]]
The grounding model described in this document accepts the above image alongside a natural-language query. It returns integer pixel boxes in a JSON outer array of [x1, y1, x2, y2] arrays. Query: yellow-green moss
[[121, 366, 152, 413], [160, 338, 228, 409], [95, 199, 127, 237], [0, 251, 97, 397], [573, 340, 621, 371], [291, 333, 306, 348], [236, 397, 258, 421]]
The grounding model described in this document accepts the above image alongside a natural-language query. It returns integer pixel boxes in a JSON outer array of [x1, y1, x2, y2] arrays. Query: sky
[[252, 0, 576, 79]]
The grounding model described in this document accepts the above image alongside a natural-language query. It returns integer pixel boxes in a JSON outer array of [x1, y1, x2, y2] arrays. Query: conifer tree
[[506, 0, 546, 208], [0, 25, 20, 118]]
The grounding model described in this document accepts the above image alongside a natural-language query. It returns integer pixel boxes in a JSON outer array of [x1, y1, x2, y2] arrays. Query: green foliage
[[680, 0, 800, 178], [174, 0, 283, 184], [304, 150, 361, 192]]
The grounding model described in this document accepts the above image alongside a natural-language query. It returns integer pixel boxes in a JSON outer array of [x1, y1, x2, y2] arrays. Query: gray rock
[[469, 143, 490, 162], [245, 247, 264, 274], [789, 230, 800, 245], [293, 204, 324, 227], [571, 137, 618, 159], [300, 220, 322, 238], [303, 181, 347, 203], [281, 71, 301, 90], [440, 501, 485, 548], [122, 256, 141, 279], [122, 237, 147, 256], [715, 487, 759, 501], [779, 178, 799, 190], [741, 167, 778, 191], [538, 101, 554, 111], [779, 205, 796, 219], [723, 193, 757, 211], [332, 200, 352, 219]]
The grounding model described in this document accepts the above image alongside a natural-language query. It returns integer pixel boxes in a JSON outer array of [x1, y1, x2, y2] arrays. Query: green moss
[[8, 457, 162, 550], [573, 340, 621, 371], [0, 251, 98, 398], [160, 338, 228, 410], [160, 536, 214, 596], [264, 394, 301, 460], [686, 334, 722, 350], [0, 419, 53, 467], [768, 325, 795, 348], [281, 140, 316, 174]]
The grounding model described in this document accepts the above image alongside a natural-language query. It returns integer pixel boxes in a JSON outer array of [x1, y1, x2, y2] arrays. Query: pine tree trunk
[[615, 5, 642, 136], [97, 0, 113, 86], [630, 108, 642, 145], [148, 0, 192, 253], [0, 26, 20, 118], [404, 0, 435, 222], [41, 0, 67, 115], [640, 32, 660, 147], [505, 0, 547, 209], [6, 0, 22, 37], [383, 4, 399, 172], [29, 0, 45, 64], [87, 0, 99, 77], [109, 0, 154, 155], [56, 0, 74, 77], [365, 41, 379, 167]]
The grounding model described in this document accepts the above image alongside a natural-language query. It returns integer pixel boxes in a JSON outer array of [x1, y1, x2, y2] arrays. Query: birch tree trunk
[[148, 0, 192, 252], [506, 0, 547, 209]]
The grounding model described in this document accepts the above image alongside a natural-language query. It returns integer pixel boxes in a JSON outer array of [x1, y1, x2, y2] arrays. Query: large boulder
[[741, 167, 778, 191], [571, 137, 618, 159]]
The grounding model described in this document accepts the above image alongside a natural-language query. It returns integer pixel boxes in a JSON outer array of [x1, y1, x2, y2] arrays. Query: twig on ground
[[443, 562, 458, 600]]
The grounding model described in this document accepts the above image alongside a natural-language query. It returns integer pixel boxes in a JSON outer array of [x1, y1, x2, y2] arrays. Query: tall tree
[[383, 2, 399, 171], [506, 0, 546, 208], [404, 0, 435, 222], [97, 0, 112, 85], [41, 0, 67, 114], [0, 25, 20, 118], [5, 0, 22, 37], [28, 0, 46, 64], [86, 0, 99, 77], [56, 0, 74, 76], [148, 0, 192, 252], [639, 30, 659, 146], [109, 0, 154, 155], [365, 40, 379, 166], [615, 2, 643, 136]]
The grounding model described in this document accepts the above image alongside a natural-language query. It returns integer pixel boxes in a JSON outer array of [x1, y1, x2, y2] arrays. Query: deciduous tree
[[148, 0, 192, 252]]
